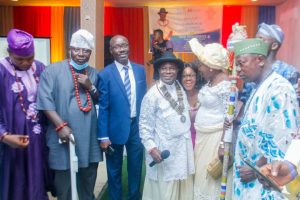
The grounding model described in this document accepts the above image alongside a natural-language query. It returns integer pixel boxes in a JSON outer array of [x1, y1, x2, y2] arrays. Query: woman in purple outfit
[[0, 29, 49, 200], [180, 62, 205, 148]]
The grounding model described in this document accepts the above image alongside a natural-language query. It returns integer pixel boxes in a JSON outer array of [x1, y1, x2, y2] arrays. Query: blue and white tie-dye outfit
[[233, 72, 299, 200]]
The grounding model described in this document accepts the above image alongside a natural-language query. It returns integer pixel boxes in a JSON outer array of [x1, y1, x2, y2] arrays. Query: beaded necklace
[[69, 61, 92, 112], [11, 60, 39, 121], [156, 81, 186, 123]]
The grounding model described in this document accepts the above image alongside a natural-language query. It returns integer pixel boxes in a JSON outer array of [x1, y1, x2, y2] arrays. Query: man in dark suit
[[97, 35, 147, 200]]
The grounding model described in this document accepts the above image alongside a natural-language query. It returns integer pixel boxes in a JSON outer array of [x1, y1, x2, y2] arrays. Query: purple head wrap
[[7, 29, 34, 57]]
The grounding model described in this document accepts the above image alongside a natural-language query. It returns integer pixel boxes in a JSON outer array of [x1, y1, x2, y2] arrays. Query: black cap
[[153, 51, 184, 71]]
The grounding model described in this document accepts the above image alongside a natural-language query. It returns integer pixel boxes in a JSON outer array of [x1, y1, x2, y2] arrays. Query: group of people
[[0, 28, 147, 200], [0, 28, 102, 200], [0, 22, 299, 200]]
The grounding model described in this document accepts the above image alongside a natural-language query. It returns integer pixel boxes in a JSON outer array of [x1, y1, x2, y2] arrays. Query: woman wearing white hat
[[189, 38, 232, 199]]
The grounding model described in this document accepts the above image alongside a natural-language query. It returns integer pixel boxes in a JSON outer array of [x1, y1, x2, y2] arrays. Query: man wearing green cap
[[232, 38, 299, 200]]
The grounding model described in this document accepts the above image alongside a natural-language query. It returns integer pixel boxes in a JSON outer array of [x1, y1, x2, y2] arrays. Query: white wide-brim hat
[[189, 38, 229, 70]]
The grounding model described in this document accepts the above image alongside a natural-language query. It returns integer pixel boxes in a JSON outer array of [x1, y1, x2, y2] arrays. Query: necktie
[[123, 66, 131, 104]]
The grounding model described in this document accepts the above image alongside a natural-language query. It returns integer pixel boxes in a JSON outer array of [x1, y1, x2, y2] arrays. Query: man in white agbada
[[37, 29, 102, 200], [139, 52, 194, 200]]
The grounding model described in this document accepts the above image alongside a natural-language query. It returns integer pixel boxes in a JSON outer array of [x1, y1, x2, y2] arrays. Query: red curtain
[[221, 6, 242, 47], [105, 7, 144, 65], [13, 6, 51, 37]]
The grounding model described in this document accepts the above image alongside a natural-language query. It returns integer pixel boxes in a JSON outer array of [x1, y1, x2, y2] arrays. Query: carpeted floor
[[99, 156, 146, 200]]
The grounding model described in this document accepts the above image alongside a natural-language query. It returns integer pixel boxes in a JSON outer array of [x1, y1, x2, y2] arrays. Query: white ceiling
[[0, 0, 286, 6]]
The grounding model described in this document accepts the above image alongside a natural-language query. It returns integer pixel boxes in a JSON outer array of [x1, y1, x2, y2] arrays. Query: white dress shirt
[[285, 139, 300, 174], [115, 60, 136, 118]]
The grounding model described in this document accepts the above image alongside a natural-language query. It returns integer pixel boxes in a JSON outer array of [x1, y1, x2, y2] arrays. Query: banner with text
[[149, 6, 223, 52]]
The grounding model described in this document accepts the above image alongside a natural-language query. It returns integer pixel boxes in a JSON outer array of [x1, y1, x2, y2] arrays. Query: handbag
[[207, 156, 223, 180]]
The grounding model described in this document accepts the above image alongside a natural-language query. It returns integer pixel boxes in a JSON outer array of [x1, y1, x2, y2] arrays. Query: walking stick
[[220, 23, 247, 200], [59, 135, 78, 200], [69, 134, 79, 200]]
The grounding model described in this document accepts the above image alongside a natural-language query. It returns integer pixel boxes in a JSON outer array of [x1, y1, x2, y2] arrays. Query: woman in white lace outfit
[[189, 38, 232, 200]]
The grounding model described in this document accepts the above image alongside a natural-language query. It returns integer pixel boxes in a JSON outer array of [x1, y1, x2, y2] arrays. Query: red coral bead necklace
[[69, 60, 92, 112]]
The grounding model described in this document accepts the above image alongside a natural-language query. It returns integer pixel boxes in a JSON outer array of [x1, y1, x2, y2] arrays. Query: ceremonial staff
[[220, 23, 247, 200]]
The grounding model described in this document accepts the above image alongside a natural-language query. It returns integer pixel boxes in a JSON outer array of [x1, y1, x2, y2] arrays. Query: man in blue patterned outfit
[[232, 38, 299, 200]]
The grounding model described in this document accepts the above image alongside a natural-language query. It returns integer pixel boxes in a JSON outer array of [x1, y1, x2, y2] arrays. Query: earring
[[209, 68, 213, 72]]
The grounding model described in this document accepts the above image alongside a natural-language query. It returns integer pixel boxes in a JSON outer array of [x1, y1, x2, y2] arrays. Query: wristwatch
[[89, 85, 97, 94]]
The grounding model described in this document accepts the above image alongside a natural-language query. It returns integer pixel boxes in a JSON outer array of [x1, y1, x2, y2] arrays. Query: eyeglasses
[[111, 44, 129, 50], [159, 67, 178, 72], [71, 47, 91, 55], [182, 74, 196, 79]]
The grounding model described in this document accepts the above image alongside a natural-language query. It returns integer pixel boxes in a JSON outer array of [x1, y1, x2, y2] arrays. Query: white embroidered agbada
[[139, 80, 194, 200]]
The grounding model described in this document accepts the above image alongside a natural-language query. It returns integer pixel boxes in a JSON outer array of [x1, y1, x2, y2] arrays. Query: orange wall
[[276, 1, 300, 69]]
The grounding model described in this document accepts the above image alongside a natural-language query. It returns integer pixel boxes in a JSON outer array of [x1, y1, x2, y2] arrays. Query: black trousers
[[54, 162, 98, 200]]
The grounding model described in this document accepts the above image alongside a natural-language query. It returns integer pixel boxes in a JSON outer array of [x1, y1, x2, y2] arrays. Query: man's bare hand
[[149, 148, 162, 163], [260, 161, 297, 187], [238, 165, 256, 183], [57, 126, 75, 144], [77, 73, 93, 91], [100, 140, 112, 151]]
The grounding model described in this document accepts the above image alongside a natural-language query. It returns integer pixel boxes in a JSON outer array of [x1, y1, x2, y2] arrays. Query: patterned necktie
[[123, 66, 131, 103]]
